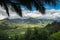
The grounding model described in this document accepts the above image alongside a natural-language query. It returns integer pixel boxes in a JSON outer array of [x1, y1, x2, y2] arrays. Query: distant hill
[[0, 18, 18, 29], [0, 18, 50, 29], [5, 18, 53, 24]]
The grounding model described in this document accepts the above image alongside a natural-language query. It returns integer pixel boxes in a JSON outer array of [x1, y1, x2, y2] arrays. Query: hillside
[[0, 18, 53, 29], [7, 18, 53, 24], [45, 22, 60, 34]]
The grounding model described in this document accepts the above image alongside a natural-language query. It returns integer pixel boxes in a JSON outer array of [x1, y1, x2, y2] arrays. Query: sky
[[0, 1, 60, 20], [45, 2, 60, 10]]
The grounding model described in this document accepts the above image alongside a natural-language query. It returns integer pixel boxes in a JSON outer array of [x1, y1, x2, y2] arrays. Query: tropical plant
[[23, 27, 49, 40], [50, 31, 60, 40], [0, 0, 59, 16]]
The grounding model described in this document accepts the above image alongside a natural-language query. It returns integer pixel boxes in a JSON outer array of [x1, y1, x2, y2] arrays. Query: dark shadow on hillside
[[45, 21, 60, 34], [0, 19, 17, 30]]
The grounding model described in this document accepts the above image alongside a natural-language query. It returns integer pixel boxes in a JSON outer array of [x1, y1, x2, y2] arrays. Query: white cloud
[[0, 6, 8, 20], [0, 6, 21, 19], [0, 6, 60, 20], [22, 9, 60, 20]]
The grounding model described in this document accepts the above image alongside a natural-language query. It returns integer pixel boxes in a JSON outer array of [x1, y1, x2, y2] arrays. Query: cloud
[[37, 9, 60, 20], [0, 6, 60, 20], [0, 6, 21, 19], [21, 9, 60, 20], [0, 6, 8, 20]]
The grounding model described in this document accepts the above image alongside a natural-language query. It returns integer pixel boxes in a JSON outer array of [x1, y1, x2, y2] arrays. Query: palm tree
[[0, 0, 59, 17]]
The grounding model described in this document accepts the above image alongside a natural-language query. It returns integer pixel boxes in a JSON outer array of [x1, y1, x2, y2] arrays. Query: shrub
[[24, 27, 49, 40], [0, 31, 9, 40], [50, 31, 60, 40]]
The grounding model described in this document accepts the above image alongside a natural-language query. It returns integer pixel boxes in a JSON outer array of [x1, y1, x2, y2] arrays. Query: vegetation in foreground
[[0, 19, 60, 40]]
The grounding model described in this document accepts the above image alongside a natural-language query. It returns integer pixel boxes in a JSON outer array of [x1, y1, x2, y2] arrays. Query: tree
[[50, 31, 60, 40], [45, 22, 60, 34], [0, 0, 59, 16]]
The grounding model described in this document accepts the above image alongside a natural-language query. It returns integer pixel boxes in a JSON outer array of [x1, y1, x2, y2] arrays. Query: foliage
[[50, 31, 60, 40], [0, 27, 49, 40], [0, 20, 60, 40], [0, 20, 18, 29], [23, 27, 49, 40], [45, 22, 60, 34], [0, 31, 9, 40], [0, 0, 59, 16]]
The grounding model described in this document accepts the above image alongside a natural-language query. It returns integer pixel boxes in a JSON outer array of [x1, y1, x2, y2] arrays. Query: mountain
[[2, 17, 60, 24], [8, 18, 41, 24], [2, 18, 53, 24]]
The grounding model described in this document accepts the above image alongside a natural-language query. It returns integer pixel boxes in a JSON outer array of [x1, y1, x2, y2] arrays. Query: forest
[[0, 18, 60, 40]]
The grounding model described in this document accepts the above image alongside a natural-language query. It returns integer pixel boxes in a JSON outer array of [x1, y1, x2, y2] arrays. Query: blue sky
[[21, 3, 60, 11], [0, 1, 60, 20], [45, 2, 60, 10]]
